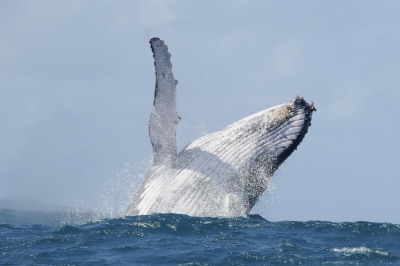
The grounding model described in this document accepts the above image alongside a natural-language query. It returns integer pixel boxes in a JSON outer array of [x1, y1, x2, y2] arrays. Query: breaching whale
[[125, 38, 315, 217]]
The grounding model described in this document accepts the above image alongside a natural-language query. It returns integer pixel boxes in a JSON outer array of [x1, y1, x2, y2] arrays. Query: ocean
[[1, 209, 399, 265]]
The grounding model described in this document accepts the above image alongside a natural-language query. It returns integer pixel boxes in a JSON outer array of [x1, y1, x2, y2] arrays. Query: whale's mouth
[[267, 96, 315, 169], [243, 96, 314, 212], [247, 96, 315, 176]]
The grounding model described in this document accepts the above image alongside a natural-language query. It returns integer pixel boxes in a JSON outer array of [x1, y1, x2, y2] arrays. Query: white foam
[[332, 247, 388, 256]]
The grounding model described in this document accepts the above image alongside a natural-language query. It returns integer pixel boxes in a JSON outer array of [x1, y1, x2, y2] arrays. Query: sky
[[1, 0, 400, 223]]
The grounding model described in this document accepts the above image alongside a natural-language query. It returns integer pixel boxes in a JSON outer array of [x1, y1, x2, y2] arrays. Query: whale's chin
[[269, 97, 314, 168]]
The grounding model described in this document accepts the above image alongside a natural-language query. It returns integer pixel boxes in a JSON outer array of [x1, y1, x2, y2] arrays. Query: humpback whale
[[125, 38, 315, 217]]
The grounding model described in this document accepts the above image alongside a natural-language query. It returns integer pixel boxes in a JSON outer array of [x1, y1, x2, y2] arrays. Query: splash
[[63, 159, 151, 225]]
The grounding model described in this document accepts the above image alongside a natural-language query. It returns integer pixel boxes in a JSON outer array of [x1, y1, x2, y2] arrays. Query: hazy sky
[[1, 1, 400, 223]]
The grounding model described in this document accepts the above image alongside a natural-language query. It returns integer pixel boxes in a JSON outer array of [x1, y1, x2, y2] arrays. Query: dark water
[[1, 209, 400, 265]]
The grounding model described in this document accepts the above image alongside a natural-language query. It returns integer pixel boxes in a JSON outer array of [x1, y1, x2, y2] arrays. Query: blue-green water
[[1, 209, 400, 265]]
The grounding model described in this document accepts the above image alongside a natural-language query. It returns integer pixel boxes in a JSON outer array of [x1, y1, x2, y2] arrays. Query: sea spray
[[62, 159, 150, 225]]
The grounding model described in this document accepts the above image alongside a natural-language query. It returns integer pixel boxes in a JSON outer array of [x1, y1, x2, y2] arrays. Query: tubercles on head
[[309, 101, 317, 111], [295, 95, 304, 100]]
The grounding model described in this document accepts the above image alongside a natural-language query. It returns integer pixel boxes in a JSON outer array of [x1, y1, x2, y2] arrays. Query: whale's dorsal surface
[[149, 38, 180, 166], [125, 38, 315, 217]]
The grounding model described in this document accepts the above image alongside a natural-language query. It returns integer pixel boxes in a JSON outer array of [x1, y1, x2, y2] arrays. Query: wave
[[1, 210, 400, 264]]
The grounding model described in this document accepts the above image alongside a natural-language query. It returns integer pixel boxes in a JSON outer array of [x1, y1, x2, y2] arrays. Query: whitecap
[[332, 247, 388, 256]]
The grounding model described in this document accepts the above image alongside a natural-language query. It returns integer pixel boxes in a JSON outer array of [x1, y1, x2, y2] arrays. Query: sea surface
[[1, 209, 400, 265]]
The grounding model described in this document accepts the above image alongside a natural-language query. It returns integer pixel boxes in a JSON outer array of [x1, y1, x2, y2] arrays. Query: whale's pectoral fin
[[149, 38, 180, 166]]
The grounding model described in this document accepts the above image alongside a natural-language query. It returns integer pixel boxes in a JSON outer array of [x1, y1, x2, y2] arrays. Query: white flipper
[[149, 38, 180, 166]]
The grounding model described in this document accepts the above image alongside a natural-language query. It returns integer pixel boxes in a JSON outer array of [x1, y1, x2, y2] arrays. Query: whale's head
[[263, 96, 315, 168], [241, 96, 315, 210], [251, 96, 315, 173], [225, 95, 315, 176]]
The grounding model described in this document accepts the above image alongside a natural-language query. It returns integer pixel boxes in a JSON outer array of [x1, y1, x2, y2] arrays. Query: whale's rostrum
[[125, 38, 315, 217]]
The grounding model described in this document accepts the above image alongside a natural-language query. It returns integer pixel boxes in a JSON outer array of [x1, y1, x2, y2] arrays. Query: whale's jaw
[[258, 96, 314, 171], [239, 97, 314, 212]]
